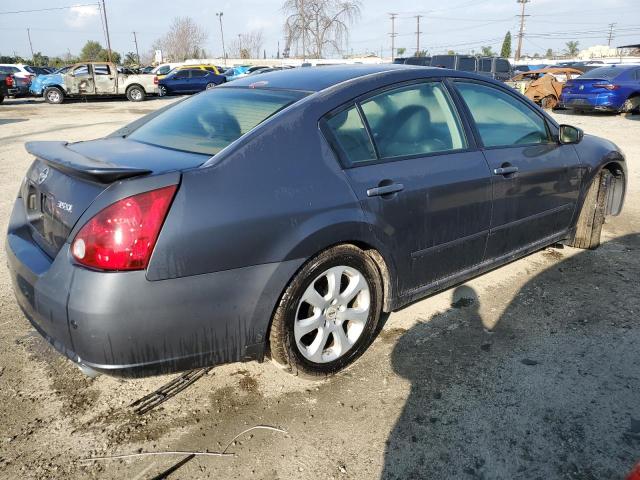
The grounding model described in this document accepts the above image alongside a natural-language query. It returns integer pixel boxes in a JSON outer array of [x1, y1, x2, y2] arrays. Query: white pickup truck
[[42, 62, 159, 104]]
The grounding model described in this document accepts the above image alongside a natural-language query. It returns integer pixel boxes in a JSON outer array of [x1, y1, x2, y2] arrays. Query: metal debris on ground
[[130, 367, 213, 415]]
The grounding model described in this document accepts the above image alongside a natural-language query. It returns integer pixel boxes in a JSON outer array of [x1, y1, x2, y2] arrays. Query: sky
[[1, 0, 639, 60]]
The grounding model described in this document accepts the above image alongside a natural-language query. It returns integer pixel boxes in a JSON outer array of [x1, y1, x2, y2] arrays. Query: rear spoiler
[[25, 141, 151, 183]]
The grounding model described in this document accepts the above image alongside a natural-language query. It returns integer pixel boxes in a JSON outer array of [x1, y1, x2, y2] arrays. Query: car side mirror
[[559, 124, 583, 144]]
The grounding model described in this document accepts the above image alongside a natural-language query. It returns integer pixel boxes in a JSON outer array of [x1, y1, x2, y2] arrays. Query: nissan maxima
[[7, 65, 626, 378]]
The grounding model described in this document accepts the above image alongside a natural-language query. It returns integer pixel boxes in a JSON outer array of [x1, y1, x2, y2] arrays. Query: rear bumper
[[7, 197, 303, 377], [559, 92, 624, 112]]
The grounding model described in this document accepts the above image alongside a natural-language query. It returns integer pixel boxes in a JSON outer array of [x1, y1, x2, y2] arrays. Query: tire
[[541, 95, 558, 110], [158, 85, 167, 97], [44, 87, 64, 104], [0, 95, 4, 103], [568, 170, 612, 249], [269, 244, 383, 378], [205, 82, 216, 90], [621, 97, 640, 114], [126, 85, 145, 102]]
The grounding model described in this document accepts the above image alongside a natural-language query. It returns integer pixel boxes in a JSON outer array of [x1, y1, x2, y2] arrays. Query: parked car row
[[394, 55, 513, 81]]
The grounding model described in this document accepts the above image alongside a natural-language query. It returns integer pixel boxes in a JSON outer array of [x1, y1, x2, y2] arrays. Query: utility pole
[[389, 13, 398, 61], [101, 0, 113, 63], [238, 34, 242, 59], [27, 28, 34, 63], [415, 15, 422, 56], [216, 12, 227, 65], [132, 31, 140, 65], [607, 23, 616, 47], [515, 0, 530, 61]]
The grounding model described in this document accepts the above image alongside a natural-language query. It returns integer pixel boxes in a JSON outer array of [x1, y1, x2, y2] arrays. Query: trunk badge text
[[56, 201, 73, 213]]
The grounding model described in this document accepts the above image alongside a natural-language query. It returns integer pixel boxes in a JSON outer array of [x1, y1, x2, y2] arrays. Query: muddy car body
[[41, 62, 158, 104], [6, 65, 627, 378], [507, 67, 583, 109]]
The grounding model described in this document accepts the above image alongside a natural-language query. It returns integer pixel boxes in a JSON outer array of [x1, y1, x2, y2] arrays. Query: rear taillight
[[5, 75, 13, 87], [153, 75, 158, 84], [593, 82, 619, 90], [71, 185, 177, 271]]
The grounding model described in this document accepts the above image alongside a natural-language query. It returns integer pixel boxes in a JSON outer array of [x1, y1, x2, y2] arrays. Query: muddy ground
[[0, 97, 639, 480]]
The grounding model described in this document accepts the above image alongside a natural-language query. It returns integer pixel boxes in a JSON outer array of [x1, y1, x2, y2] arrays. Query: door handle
[[367, 183, 404, 197], [493, 166, 519, 176]]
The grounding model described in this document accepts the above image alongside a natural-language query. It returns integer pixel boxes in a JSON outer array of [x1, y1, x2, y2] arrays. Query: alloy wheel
[[294, 265, 370, 363]]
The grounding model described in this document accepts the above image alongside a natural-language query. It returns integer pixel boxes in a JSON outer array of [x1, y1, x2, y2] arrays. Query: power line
[[0, 3, 99, 15]]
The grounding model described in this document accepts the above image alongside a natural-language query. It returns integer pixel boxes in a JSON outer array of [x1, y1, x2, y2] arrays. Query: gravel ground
[[0, 97, 638, 480]]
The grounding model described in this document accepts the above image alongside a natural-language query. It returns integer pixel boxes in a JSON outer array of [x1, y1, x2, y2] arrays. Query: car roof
[[227, 64, 435, 92]]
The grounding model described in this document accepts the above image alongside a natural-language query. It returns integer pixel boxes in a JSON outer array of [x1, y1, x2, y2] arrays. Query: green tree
[[481, 45, 494, 56], [415, 50, 428, 57], [565, 41, 579, 57], [31, 52, 49, 66], [123, 52, 138, 66], [447, 50, 456, 55], [545, 48, 554, 59], [500, 31, 512, 58], [80, 40, 103, 61], [396, 47, 406, 56]]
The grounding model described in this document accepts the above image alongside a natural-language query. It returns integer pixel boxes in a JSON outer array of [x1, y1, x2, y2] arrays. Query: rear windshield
[[128, 88, 306, 155], [458, 57, 476, 72], [580, 67, 624, 80]]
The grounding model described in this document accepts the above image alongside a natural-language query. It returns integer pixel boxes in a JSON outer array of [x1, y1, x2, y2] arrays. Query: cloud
[[65, 4, 100, 28]]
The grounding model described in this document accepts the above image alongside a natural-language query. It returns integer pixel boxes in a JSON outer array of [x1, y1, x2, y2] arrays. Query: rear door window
[[94, 65, 111, 75], [431, 55, 455, 69], [325, 106, 376, 165], [495, 59, 511, 73], [455, 81, 550, 148], [458, 57, 476, 72], [480, 58, 493, 72], [359, 82, 466, 159], [174, 69, 189, 79]]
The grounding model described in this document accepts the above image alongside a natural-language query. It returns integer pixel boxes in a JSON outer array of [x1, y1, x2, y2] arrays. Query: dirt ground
[[0, 97, 639, 480]]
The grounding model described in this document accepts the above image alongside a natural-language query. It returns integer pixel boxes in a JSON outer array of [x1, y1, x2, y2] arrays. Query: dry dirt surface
[[0, 97, 639, 480]]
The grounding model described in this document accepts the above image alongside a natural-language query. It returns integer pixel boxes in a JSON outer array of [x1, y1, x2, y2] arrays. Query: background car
[[29, 66, 70, 97], [0, 66, 30, 96], [0, 71, 18, 102], [151, 62, 183, 78], [6, 65, 626, 380], [222, 65, 251, 82], [560, 64, 640, 113], [158, 67, 226, 95]]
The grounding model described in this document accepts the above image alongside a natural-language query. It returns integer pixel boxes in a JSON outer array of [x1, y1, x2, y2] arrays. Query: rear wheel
[[205, 82, 216, 90], [269, 244, 383, 378], [44, 87, 64, 104], [621, 97, 640, 114], [126, 85, 145, 102], [568, 170, 612, 249]]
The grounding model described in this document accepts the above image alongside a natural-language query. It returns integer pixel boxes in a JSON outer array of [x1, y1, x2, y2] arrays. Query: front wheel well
[[601, 162, 626, 216]]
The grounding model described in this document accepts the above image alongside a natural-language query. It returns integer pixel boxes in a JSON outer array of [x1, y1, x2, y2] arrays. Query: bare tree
[[153, 17, 208, 61], [283, 0, 361, 58], [229, 30, 265, 59]]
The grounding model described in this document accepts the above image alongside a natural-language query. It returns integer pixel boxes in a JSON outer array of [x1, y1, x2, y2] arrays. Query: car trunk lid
[[22, 139, 209, 257], [563, 77, 611, 94]]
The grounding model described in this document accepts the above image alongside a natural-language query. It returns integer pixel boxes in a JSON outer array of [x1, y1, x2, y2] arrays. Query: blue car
[[560, 65, 640, 113], [6, 65, 627, 378], [158, 67, 225, 96], [29, 66, 70, 96], [222, 65, 251, 82]]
